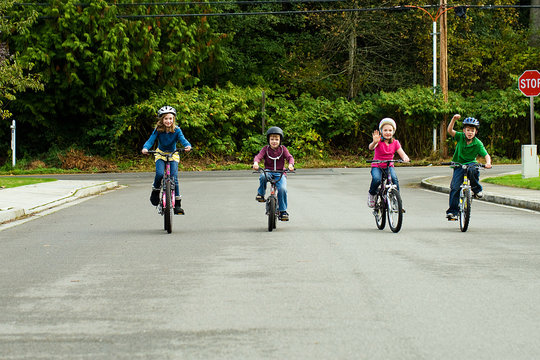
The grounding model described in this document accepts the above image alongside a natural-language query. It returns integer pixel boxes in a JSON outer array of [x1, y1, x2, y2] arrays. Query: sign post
[[518, 70, 540, 178], [10, 120, 16, 168]]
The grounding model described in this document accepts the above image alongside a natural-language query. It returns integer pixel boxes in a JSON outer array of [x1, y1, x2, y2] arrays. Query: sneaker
[[474, 191, 484, 199], [279, 211, 289, 221], [446, 213, 458, 221], [256, 194, 265, 202], [150, 188, 160, 206], [174, 198, 185, 215], [367, 194, 376, 208]]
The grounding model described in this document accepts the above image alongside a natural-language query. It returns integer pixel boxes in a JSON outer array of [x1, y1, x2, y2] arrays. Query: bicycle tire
[[374, 193, 386, 230], [460, 189, 471, 232], [387, 189, 403, 233], [267, 196, 276, 232], [164, 181, 172, 234]]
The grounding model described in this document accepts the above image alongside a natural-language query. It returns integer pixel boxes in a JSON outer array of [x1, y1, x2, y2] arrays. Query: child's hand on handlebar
[[142, 148, 148, 155], [184, 146, 192, 152], [253, 163, 259, 170], [288, 164, 295, 171]]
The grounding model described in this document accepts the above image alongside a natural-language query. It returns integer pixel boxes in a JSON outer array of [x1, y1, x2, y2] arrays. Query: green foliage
[[3, 0, 223, 156], [0, 0, 43, 160]]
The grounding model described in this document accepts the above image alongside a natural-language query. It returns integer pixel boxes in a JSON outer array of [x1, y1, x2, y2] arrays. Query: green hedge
[[96, 83, 536, 161]]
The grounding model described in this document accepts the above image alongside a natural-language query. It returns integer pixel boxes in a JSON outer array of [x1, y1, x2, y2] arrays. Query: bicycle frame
[[147, 149, 184, 233], [255, 169, 292, 232], [367, 159, 404, 233], [443, 161, 485, 232]]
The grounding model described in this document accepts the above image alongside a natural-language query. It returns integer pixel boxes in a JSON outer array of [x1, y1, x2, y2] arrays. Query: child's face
[[268, 134, 281, 148], [463, 125, 477, 140], [381, 124, 394, 140], [162, 113, 175, 128]]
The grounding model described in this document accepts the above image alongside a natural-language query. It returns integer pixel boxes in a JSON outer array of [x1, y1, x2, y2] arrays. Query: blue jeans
[[153, 159, 179, 196], [258, 172, 288, 212], [369, 167, 399, 195], [447, 166, 482, 215]]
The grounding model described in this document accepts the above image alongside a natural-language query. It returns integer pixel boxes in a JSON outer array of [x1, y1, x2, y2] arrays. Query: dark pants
[[447, 166, 481, 215]]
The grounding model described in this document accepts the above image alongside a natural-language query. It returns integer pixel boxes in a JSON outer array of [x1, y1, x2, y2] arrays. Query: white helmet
[[379, 118, 396, 133], [157, 105, 176, 117]]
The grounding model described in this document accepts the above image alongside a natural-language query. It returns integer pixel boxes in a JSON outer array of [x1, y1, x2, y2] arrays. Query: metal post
[[10, 119, 16, 167], [432, 21, 438, 152], [531, 96, 536, 145]]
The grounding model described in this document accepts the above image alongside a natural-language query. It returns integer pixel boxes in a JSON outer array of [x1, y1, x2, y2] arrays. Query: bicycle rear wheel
[[459, 189, 472, 232], [164, 181, 173, 234], [374, 193, 386, 230], [387, 189, 403, 233], [267, 196, 276, 232]]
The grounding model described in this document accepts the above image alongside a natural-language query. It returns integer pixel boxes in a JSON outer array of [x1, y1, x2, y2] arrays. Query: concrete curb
[[0, 181, 118, 224], [421, 177, 540, 212]]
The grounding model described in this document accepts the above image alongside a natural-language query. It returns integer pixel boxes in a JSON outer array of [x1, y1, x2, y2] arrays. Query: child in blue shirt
[[142, 106, 191, 214]]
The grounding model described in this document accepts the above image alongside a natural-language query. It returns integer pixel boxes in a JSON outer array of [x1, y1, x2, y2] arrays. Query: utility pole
[[439, 0, 449, 157], [406, 4, 456, 156]]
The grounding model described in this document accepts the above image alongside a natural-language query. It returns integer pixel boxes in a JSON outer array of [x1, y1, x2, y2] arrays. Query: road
[[1, 165, 539, 359]]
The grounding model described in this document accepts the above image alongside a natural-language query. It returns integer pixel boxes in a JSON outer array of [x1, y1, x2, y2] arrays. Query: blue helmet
[[462, 117, 479, 128]]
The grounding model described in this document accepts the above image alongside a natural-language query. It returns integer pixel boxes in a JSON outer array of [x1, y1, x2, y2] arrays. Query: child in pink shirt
[[367, 118, 410, 207]]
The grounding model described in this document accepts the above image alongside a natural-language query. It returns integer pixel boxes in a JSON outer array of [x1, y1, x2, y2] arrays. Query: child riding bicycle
[[367, 118, 410, 208], [446, 114, 492, 221], [252, 126, 295, 221], [141, 106, 192, 215]]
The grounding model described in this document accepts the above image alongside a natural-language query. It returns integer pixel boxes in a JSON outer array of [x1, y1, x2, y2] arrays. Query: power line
[[7, 3, 540, 19], [14, 0, 347, 6]]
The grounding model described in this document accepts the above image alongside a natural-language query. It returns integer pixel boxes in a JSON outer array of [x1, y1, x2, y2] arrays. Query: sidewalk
[[421, 175, 540, 212], [0, 180, 118, 224]]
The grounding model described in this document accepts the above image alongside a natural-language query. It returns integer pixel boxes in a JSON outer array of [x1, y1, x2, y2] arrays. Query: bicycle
[[147, 148, 185, 234], [367, 159, 404, 233], [254, 169, 294, 232], [442, 161, 486, 232]]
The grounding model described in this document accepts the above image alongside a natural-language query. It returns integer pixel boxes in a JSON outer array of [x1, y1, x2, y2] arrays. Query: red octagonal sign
[[518, 70, 540, 97]]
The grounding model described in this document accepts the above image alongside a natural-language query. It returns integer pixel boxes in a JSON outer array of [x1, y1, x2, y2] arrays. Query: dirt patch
[[58, 149, 118, 172]]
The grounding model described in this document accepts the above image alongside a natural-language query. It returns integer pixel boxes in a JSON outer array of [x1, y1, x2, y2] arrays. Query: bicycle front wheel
[[164, 181, 173, 234], [459, 189, 472, 232], [387, 189, 403, 233], [374, 194, 386, 230], [267, 197, 277, 232]]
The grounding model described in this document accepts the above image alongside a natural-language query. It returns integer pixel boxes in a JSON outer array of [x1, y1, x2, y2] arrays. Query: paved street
[[1, 165, 539, 359]]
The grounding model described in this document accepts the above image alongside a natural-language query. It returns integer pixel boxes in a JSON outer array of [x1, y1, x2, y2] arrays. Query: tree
[[5, 0, 223, 155], [0, 0, 43, 121], [531, 0, 540, 46]]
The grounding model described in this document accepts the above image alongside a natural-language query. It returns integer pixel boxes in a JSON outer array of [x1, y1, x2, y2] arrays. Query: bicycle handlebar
[[146, 148, 187, 157], [253, 168, 295, 183], [442, 161, 486, 168], [253, 168, 295, 173], [367, 159, 405, 164]]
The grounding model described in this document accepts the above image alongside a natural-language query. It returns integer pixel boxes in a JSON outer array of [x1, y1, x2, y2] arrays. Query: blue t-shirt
[[143, 126, 191, 152]]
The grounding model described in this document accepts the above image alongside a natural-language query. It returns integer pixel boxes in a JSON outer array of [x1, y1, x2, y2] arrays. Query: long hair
[[155, 114, 176, 133]]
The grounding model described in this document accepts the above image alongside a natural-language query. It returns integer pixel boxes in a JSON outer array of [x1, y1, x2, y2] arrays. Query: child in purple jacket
[[252, 127, 295, 221]]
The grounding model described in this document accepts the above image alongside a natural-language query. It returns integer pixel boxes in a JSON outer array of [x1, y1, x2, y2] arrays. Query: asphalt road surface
[[1, 165, 539, 359]]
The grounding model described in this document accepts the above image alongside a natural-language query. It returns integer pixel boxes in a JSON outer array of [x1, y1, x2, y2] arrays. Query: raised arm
[[369, 130, 381, 151], [447, 114, 460, 137]]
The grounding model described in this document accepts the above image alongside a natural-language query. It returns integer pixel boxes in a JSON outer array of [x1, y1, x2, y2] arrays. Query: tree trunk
[[348, 9, 358, 100], [439, 0, 449, 156], [531, 0, 540, 47]]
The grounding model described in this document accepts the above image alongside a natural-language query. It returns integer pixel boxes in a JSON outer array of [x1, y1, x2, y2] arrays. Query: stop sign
[[518, 70, 540, 97]]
